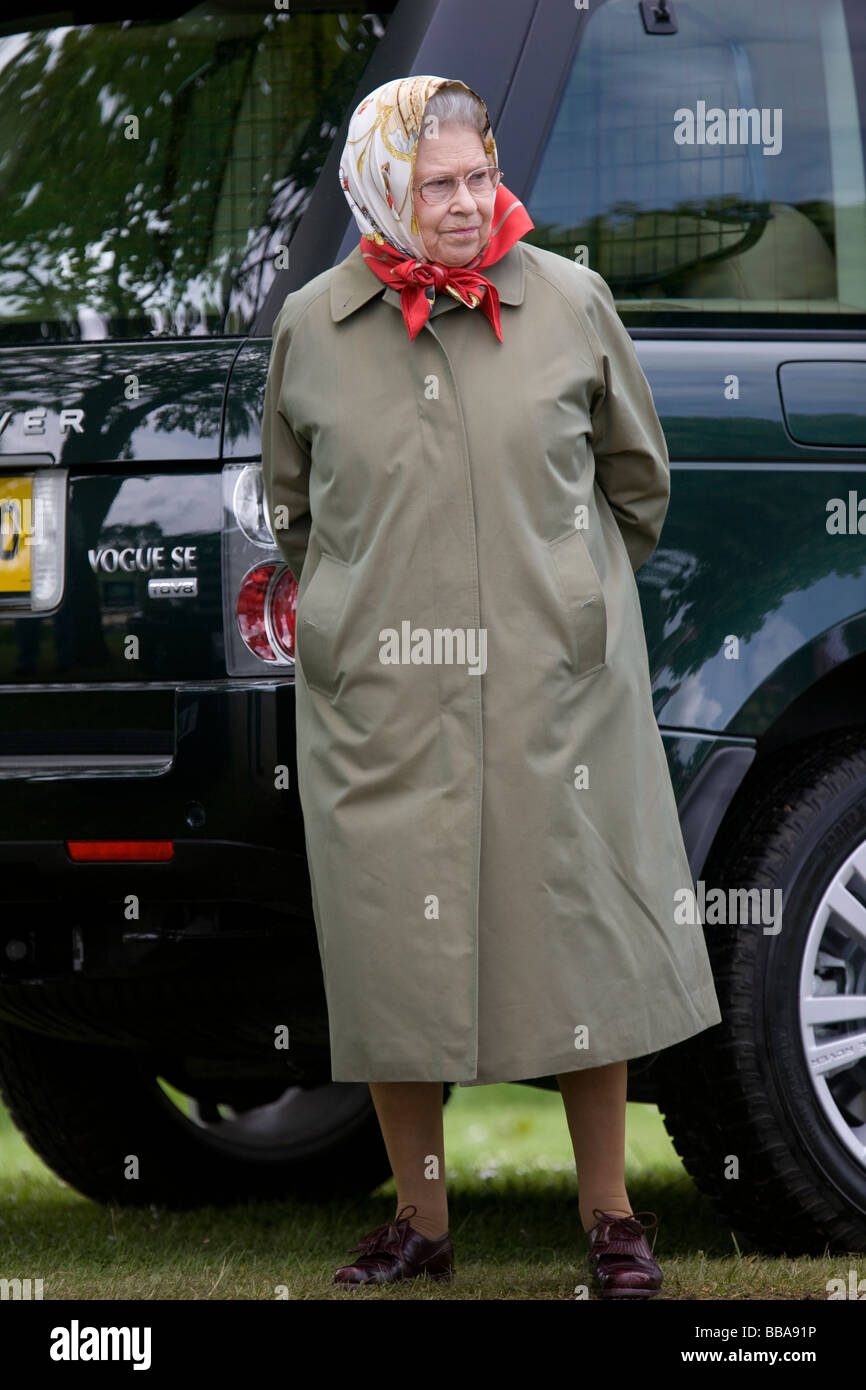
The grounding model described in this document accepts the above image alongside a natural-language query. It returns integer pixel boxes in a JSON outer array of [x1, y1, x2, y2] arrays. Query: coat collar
[[329, 240, 526, 324]]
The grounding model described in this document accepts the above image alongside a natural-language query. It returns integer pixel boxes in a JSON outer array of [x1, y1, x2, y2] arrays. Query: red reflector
[[66, 841, 174, 862], [236, 563, 279, 661]]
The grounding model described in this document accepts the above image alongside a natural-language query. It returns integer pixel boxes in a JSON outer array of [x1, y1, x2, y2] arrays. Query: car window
[[0, 4, 389, 343], [524, 0, 866, 326]]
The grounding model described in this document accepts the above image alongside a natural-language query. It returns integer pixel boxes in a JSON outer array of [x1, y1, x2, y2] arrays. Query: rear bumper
[[0, 913, 331, 1081], [0, 680, 326, 1066], [0, 678, 305, 883]]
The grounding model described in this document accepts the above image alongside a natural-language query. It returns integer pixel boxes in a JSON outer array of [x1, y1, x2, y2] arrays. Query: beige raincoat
[[261, 237, 722, 1084]]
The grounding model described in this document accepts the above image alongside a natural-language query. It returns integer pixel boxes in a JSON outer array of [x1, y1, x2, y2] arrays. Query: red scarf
[[359, 184, 534, 342]]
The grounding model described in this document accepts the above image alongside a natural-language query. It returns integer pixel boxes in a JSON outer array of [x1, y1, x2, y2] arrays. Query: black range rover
[[1, 0, 865, 1254]]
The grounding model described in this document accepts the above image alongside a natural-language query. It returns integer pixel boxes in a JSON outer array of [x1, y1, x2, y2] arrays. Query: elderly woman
[[261, 74, 722, 1298]]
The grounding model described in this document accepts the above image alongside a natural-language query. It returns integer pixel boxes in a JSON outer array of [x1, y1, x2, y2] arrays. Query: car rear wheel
[[655, 729, 866, 1254], [0, 1022, 399, 1207]]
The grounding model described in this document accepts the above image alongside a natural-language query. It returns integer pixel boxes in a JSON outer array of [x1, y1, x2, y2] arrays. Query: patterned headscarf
[[338, 74, 535, 340], [339, 74, 496, 260]]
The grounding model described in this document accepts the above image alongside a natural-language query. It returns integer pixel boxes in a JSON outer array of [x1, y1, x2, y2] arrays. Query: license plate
[[0, 475, 34, 595]]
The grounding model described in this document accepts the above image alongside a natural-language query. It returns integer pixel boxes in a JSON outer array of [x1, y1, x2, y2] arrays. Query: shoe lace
[[350, 1204, 419, 1259], [590, 1208, 659, 1255]]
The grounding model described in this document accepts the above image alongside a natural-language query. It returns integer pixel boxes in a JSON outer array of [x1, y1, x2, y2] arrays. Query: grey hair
[[421, 84, 488, 140]]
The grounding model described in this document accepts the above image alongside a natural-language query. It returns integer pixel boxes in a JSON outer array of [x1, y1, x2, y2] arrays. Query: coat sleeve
[[261, 305, 312, 583], [582, 268, 671, 573]]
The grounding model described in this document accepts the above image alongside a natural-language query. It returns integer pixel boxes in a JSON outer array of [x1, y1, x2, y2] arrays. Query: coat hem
[[458, 993, 723, 1086], [328, 987, 723, 1085]]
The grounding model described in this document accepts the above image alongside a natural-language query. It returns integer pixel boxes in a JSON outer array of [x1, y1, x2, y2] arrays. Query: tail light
[[236, 562, 297, 663], [67, 841, 174, 862], [222, 462, 298, 671], [30, 469, 67, 610]]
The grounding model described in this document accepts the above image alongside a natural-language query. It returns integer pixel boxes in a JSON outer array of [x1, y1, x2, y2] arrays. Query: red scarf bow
[[359, 183, 534, 342]]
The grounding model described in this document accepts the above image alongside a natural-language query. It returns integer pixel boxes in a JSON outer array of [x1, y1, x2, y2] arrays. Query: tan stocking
[[367, 1081, 450, 1239], [557, 1061, 633, 1233]]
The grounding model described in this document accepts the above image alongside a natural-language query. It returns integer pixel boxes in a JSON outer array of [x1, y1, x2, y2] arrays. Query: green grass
[[0, 1084, 849, 1299]]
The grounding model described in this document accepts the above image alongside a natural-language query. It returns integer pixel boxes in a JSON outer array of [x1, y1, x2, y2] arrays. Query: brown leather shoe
[[333, 1204, 455, 1287], [586, 1208, 663, 1298]]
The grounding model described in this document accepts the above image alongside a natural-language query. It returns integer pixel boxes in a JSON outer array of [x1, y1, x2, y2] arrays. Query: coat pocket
[[296, 552, 350, 698], [547, 528, 607, 680]]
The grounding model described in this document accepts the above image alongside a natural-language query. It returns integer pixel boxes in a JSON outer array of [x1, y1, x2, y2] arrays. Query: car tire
[[0, 1022, 415, 1208], [655, 728, 866, 1254]]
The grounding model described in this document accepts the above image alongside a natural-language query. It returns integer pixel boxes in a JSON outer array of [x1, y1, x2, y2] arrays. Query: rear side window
[[0, 4, 389, 342], [525, 0, 866, 326]]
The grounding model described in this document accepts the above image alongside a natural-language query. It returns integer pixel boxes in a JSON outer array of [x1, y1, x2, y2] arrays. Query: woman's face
[[411, 126, 495, 267]]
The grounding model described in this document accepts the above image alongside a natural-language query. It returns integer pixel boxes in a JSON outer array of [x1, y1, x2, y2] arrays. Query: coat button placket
[[418, 315, 483, 1079]]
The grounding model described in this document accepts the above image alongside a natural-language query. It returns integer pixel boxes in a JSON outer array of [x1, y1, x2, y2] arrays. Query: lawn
[[0, 1083, 845, 1299]]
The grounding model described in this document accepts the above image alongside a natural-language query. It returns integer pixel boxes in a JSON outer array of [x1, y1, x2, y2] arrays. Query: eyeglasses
[[413, 165, 502, 205]]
